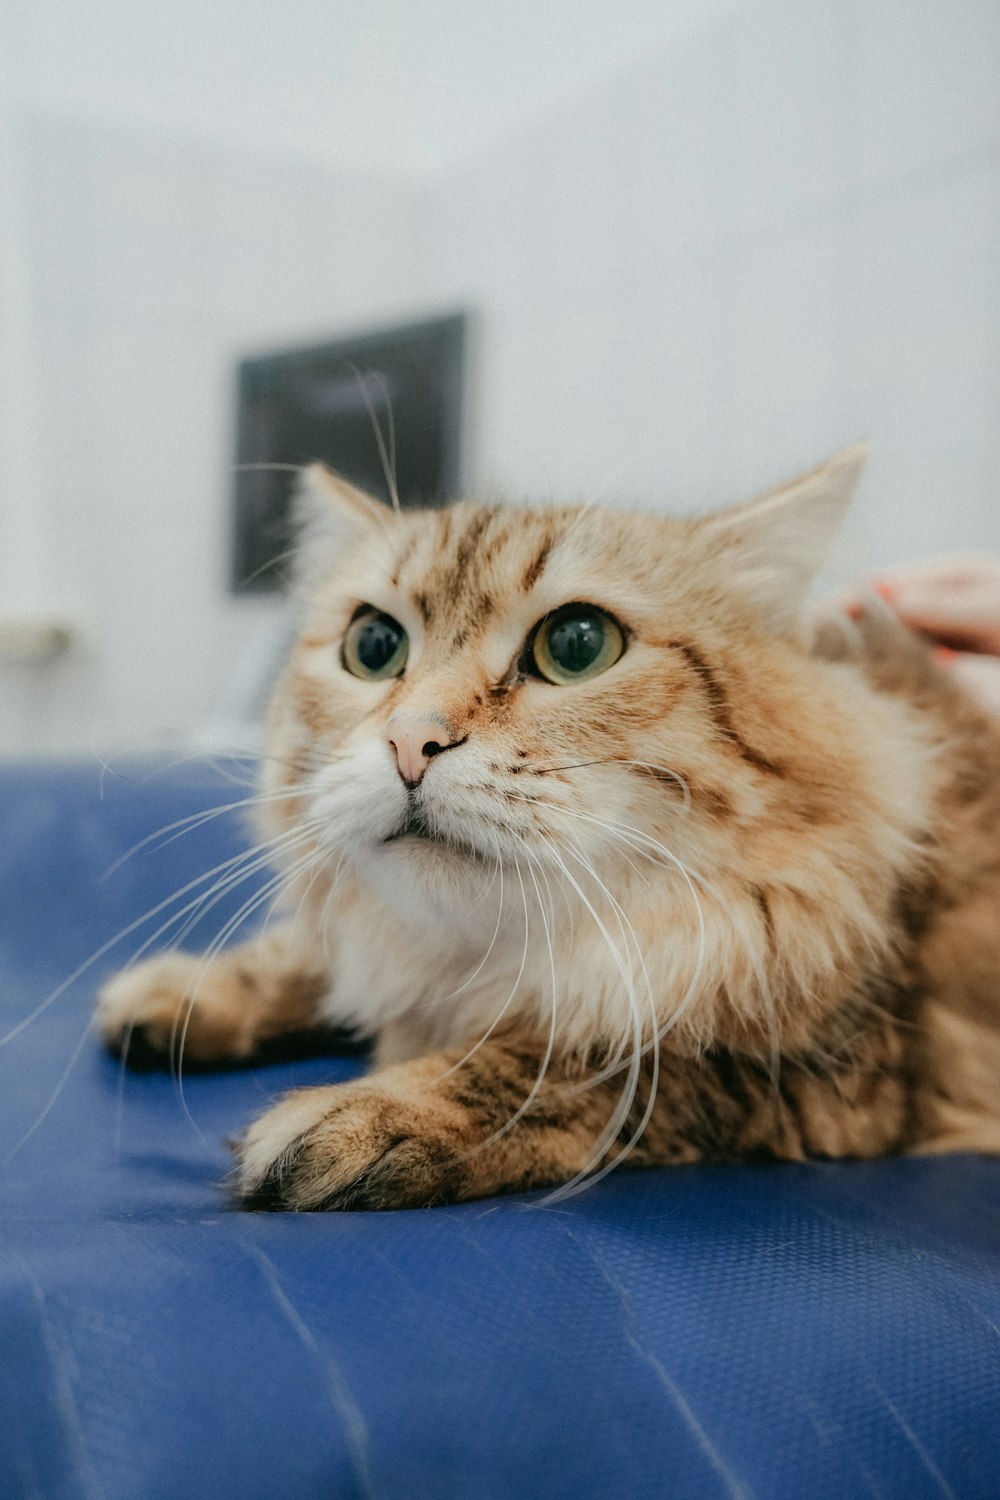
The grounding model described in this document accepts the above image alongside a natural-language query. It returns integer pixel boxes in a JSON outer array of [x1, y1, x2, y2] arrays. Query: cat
[[97, 446, 1000, 1209]]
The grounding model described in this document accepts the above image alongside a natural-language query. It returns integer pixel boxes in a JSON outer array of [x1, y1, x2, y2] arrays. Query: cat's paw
[[235, 1080, 469, 1211], [97, 953, 258, 1069]]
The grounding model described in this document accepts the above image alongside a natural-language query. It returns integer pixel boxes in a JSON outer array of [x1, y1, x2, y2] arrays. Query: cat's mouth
[[382, 804, 435, 844], [381, 802, 483, 862]]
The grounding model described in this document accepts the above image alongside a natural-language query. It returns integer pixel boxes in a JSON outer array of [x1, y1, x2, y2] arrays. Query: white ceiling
[[1, 0, 742, 175]]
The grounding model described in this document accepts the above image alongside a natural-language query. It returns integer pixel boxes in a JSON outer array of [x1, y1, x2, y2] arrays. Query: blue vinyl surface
[[1, 758, 998, 1499]]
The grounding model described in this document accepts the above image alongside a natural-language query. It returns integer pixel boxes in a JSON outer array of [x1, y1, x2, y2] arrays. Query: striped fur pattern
[[99, 448, 1000, 1208]]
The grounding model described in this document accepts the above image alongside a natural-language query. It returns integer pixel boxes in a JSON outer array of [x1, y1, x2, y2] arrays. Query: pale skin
[[840, 554, 1000, 716]]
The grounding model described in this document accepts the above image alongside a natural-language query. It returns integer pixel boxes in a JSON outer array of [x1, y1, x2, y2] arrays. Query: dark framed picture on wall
[[231, 312, 467, 593]]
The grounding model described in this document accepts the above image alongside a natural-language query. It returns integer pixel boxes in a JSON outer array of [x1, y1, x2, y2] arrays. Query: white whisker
[[99, 784, 310, 884], [534, 833, 645, 1184], [541, 802, 709, 1079], [439, 857, 505, 1004], [439, 854, 531, 1078], [172, 845, 325, 1133], [3, 1015, 96, 1166], [0, 822, 311, 1052]]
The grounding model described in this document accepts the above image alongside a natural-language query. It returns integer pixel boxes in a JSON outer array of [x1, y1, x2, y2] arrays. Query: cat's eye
[[529, 604, 624, 685], [342, 607, 409, 680]]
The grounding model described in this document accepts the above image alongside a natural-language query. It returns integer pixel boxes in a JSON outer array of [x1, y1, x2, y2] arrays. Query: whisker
[[112, 827, 319, 1081], [531, 758, 691, 817], [172, 845, 324, 1131], [463, 856, 559, 1153], [451, 844, 566, 1164], [534, 833, 645, 1182], [539, 802, 709, 1078], [0, 822, 312, 1053], [235, 544, 305, 591], [348, 364, 401, 515], [497, 798, 708, 1195], [439, 854, 531, 1079], [541, 824, 664, 1202], [439, 857, 505, 1003], [368, 369, 399, 516], [99, 784, 309, 884], [152, 826, 318, 957], [2, 1014, 96, 1166], [279, 833, 337, 957], [232, 463, 307, 474]]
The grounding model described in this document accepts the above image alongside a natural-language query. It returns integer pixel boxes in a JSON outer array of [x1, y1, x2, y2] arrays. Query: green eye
[[530, 605, 624, 685], [342, 608, 409, 680]]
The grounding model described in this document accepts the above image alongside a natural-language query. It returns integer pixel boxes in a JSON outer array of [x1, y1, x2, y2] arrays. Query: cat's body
[[99, 449, 1000, 1208]]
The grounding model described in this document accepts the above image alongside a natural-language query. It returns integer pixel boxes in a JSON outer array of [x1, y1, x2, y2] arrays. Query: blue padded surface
[[1, 759, 999, 1500]]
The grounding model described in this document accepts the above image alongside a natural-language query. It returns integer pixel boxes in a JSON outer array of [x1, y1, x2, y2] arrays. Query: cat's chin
[[367, 824, 503, 924], [379, 804, 491, 867], [380, 828, 489, 867]]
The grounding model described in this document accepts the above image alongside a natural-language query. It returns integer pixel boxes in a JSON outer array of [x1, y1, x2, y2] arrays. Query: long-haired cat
[[98, 447, 1000, 1209]]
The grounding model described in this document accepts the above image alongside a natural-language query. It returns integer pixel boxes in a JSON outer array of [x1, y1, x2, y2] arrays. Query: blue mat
[[1, 759, 998, 1499]]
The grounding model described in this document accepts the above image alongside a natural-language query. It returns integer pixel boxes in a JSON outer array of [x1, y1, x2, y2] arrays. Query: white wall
[[1, 0, 998, 756], [0, 116, 426, 756], [0, 0, 745, 177], [427, 0, 1000, 568]]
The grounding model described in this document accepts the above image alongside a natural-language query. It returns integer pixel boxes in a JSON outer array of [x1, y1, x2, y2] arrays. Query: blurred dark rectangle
[[231, 312, 466, 593]]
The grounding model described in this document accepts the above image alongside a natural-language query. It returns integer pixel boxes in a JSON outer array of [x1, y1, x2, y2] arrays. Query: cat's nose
[[385, 715, 463, 787]]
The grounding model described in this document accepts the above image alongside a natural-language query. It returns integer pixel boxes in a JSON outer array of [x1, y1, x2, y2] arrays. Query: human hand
[[867, 554, 1000, 657], [931, 648, 1000, 717], [835, 553, 1000, 717]]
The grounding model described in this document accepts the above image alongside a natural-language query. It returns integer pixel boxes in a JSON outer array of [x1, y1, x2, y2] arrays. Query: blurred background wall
[[0, 0, 997, 757]]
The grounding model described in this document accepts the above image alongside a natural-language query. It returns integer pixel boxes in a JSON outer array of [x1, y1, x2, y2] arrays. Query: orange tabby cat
[[98, 447, 1000, 1208]]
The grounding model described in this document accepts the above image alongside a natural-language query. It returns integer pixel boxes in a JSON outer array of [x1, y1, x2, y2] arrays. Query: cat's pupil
[[547, 613, 605, 674], [357, 615, 403, 673]]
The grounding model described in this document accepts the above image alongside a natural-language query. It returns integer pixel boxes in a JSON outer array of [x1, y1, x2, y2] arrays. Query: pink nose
[[385, 716, 463, 787]]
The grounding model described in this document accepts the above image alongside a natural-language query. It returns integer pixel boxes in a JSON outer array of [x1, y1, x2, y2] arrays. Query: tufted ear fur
[[702, 443, 868, 632], [290, 463, 387, 596]]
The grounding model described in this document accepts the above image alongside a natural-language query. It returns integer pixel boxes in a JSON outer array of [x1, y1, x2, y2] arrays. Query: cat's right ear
[[290, 464, 386, 594], [699, 443, 868, 632]]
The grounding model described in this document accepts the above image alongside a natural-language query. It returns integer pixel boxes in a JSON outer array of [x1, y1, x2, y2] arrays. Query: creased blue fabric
[[1, 760, 998, 1500]]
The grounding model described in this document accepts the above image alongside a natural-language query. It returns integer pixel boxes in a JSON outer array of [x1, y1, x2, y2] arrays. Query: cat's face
[[265, 449, 874, 929], [275, 500, 696, 894]]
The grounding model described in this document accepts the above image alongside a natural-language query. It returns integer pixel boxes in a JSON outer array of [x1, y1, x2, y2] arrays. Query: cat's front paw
[[98, 937, 334, 1070], [98, 951, 270, 1069], [235, 1080, 470, 1211]]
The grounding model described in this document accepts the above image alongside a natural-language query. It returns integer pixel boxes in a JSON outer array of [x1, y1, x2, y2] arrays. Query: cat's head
[[262, 447, 906, 926]]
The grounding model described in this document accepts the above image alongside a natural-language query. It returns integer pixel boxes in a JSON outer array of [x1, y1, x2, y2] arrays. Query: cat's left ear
[[703, 443, 868, 630], [291, 463, 387, 594], [299, 462, 386, 528]]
